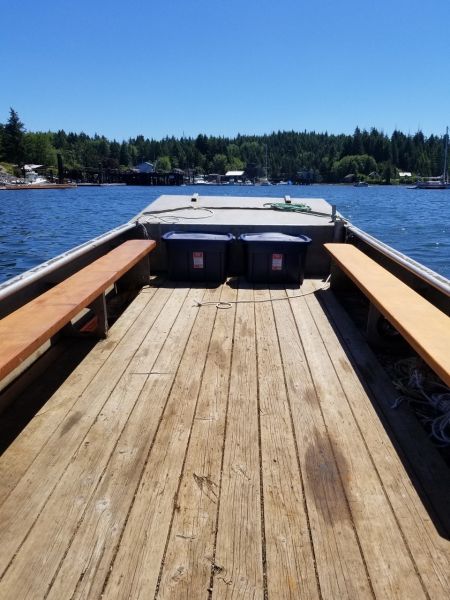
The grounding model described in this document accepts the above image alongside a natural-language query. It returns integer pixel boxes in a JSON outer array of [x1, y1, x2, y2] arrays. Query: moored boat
[[415, 178, 450, 190], [4, 182, 77, 190], [1, 163, 77, 190], [413, 127, 449, 189]]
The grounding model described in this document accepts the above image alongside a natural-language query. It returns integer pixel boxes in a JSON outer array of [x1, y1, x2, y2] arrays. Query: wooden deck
[[0, 279, 449, 599]]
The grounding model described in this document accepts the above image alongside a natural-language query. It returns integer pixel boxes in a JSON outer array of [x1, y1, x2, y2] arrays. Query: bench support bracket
[[91, 293, 109, 338]]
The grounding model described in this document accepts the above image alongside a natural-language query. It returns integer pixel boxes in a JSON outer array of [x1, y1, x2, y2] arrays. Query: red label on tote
[[271, 253, 283, 270], [193, 251, 204, 269]]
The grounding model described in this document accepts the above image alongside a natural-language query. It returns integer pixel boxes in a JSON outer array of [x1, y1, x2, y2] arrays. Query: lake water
[[0, 184, 449, 284]]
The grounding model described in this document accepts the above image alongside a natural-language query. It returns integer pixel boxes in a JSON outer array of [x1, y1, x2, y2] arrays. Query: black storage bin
[[240, 232, 312, 284], [162, 231, 234, 282]]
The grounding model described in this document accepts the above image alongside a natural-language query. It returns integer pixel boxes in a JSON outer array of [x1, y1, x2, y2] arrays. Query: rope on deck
[[390, 357, 450, 446], [137, 202, 339, 224], [193, 276, 331, 309]]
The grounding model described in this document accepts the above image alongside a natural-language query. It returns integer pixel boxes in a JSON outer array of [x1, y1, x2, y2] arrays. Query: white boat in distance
[[414, 127, 449, 189], [193, 176, 209, 185]]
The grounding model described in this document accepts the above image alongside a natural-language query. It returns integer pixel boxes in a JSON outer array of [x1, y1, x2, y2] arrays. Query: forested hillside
[[0, 108, 447, 182]]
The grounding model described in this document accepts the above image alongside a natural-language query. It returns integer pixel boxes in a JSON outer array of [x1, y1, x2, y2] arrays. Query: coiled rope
[[262, 202, 337, 219], [390, 357, 450, 446], [139, 202, 337, 223], [139, 207, 215, 224]]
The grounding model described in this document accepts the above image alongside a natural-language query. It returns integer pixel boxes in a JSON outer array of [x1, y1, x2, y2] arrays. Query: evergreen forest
[[0, 108, 447, 183]]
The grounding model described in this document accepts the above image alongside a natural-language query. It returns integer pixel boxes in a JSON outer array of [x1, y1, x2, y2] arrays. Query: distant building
[[398, 171, 412, 178], [136, 162, 155, 173], [225, 170, 245, 183]]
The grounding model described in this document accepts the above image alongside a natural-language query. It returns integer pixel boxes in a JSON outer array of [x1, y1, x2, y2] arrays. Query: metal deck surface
[[136, 195, 341, 275], [137, 194, 336, 226], [0, 279, 449, 599]]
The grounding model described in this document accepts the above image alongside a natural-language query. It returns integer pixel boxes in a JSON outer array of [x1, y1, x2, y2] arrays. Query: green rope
[[262, 202, 334, 219], [264, 202, 312, 212]]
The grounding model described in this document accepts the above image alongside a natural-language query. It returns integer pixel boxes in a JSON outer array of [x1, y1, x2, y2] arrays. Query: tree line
[[0, 108, 447, 183]]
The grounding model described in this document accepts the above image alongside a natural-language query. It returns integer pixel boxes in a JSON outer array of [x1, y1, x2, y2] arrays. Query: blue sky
[[1, 0, 449, 140]]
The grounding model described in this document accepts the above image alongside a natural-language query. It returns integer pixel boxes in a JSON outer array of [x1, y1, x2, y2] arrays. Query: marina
[[0, 193, 449, 598]]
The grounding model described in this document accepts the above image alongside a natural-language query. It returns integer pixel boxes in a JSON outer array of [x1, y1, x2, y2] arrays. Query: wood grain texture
[[254, 286, 319, 600], [45, 287, 205, 600], [324, 243, 450, 386], [312, 280, 450, 598], [270, 286, 373, 600], [0, 279, 448, 599], [101, 285, 222, 600], [0, 240, 156, 381], [157, 283, 237, 599], [289, 281, 427, 599], [0, 284, 175, 578], [212, 283, 264, 600], [0, 284, 157, 504]]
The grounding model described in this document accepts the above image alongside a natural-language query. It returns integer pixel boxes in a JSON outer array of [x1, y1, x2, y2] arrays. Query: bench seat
[[0, 239, 156, 382], [324, 242, 450, 387]]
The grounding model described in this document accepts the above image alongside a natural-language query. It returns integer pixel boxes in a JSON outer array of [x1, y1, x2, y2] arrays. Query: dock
[[0, 277, 449, 599]]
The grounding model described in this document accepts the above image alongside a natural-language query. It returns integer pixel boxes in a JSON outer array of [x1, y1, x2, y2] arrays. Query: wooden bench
[[324, 243, 450, 387], [0, 239, 156, 383]]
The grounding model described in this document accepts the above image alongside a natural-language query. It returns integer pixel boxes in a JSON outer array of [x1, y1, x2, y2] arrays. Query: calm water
[[0, 184, 449, 284]]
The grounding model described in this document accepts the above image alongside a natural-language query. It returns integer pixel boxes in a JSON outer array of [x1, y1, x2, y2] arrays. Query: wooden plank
[[0, 285, 179, 577], [88, 239, 156, 273], [313, 281, 450, 597], [101, 285, 222, 600], [254, 287, 319, 599], [0, 240, 156, 381], [41, 287, 206, 600], [270, 286, 373, 600], [287, 282, 427, 599], [316, 280, 450, 523], [0, 373, 148, 599], [0, 285, 157, 505], [324, 243, 450, 386], [157, 283, 237, 599], [212, 283, 265, 599]]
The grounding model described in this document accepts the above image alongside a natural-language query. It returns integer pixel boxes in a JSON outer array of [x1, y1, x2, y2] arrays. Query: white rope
[[140, 207, 215, 224], [193, 276, 331, 309], [390, 358, 450, 445]]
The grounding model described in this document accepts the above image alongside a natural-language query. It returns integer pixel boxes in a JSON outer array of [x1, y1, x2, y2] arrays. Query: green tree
[[332, 154, 378, 180], [53, 129, 68, 150], [211, 153, 228, 173], [240, 141, 263, 165], [351, 127, 364, 154], [24, 132, 57, 166], [119, 141, 131, 167], [383, 161, 393, 184], [3, 108, 26, 164], [156, 155, 171, 172], [110, 140, 121, 162], [227, 156, 245, 171]]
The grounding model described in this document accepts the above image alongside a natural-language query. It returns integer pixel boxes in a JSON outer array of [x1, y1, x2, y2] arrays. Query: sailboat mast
[[265, 144, 268, 179], [444, 126, 449, 184]]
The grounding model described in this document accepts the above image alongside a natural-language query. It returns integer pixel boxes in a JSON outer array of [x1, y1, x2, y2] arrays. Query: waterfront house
[[136, 161, 155, 173]]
